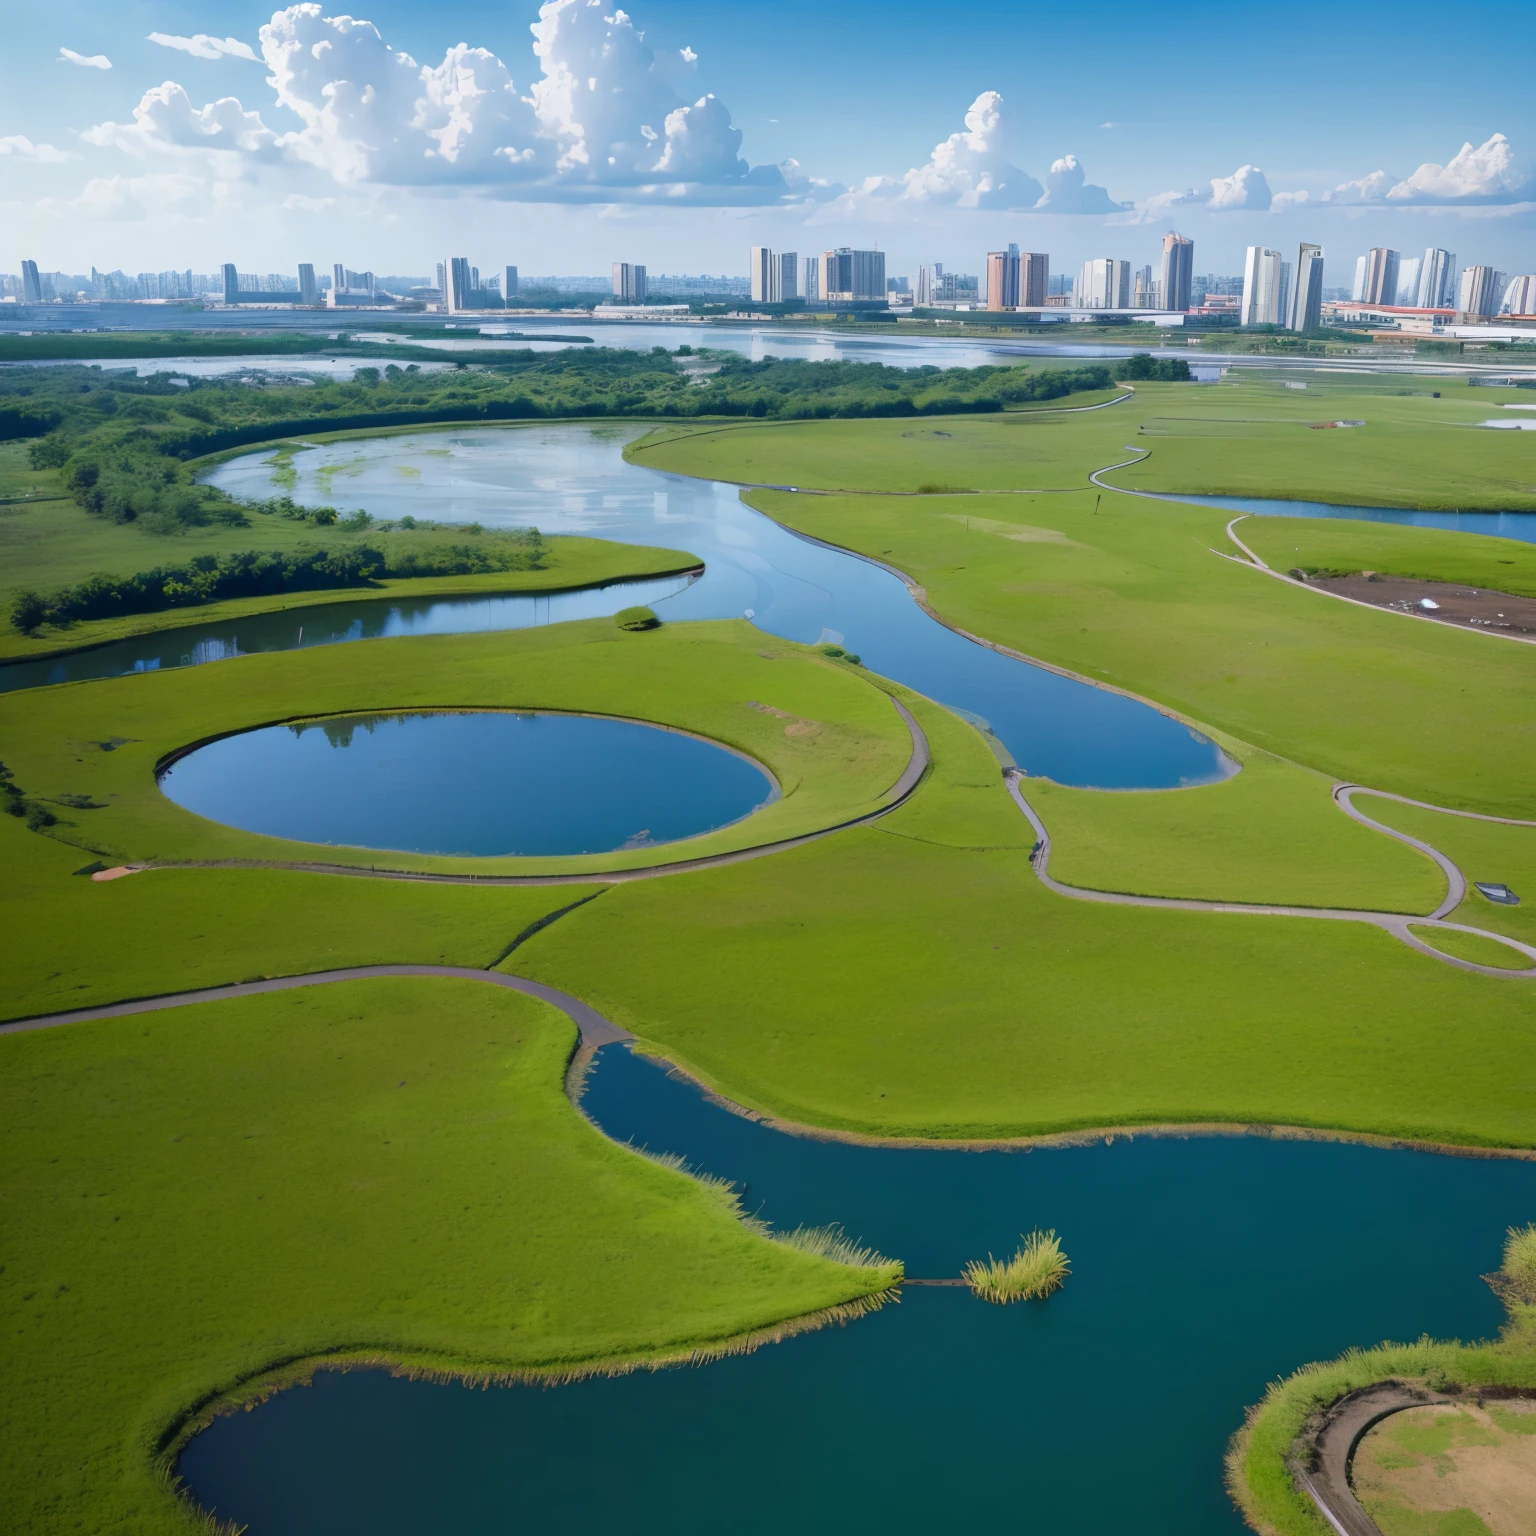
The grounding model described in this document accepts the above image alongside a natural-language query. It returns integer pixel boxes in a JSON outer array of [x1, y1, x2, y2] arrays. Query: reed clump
[[963, 1229, 1070, 1303], [774, 1224, 893, 1270], [1503, 1222, 1536, 1303]]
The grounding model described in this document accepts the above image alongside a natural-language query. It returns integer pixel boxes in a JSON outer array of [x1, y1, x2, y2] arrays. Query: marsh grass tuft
[[963, 1229, 1070, 1303], [1502, 1222, 1536, 1302], [773, 1224, 893, 1270]]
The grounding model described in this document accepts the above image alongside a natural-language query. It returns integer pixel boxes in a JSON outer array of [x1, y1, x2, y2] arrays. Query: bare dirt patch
[[1299, 572, 1536, 637], [1353, 1399, 1536, 1536], [748, 700, 823, 740]]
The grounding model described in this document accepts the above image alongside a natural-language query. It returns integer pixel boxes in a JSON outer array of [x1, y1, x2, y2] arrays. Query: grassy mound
[[963, 1230, 1070, 1303]]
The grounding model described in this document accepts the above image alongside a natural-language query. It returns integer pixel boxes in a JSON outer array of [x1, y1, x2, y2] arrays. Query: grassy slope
[[0, 620, 909, 878], [0, 442, 697, 661], [0, 978, 894, 1536], [1029, 740, 1443, 911], [1358, 800, 1536, 949], [1238, 514, 1536, 597], [515, 695, 1536, 1149]]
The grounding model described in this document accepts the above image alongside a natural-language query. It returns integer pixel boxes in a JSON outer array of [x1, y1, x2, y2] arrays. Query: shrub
[[1505, 1223, 1536, 1302], [10, 590, 50, 634], [963, 1229, 1070, 1303], [1120, 353, 1193, 383], [615, 605, 659, 631]]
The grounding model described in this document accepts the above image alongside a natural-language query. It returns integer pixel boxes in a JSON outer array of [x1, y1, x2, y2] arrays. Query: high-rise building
[[915, 264, 934, 306], [1240, 246, 1284, 325], [1019, 252, 1048, 308], [749, 246, 774, 303], [821, 248, 885, 301], [1394, 256, 1420, 309], [298, 263, 317, 305], [1351, 255, 1368, 302], [1288, 243, 1324, 332], [1160, 233, 1194, 312], [222, 263, 239, 305], [1417, 248, 1456, 308], [444, 256, 472, 312], [1502, 274, 1536, 316], [335, 262, 349, 296], [1362, 248, 1399, 307], [985, 248, 1019, 310], [1458, 265, 1500, 318], [1077, 258, 1130, 309], [20, 260, 42, 304], [777, 252, 798, 304], [504, 265, 519, 301], [749, 248, 798, 304], [612, 262, 647, 302], [1277, 262, 1292, 331], [801, 255, 821, 302], [1131, 265, 1155, 308]]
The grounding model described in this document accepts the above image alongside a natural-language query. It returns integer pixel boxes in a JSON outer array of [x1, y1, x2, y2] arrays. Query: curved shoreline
[[9, 967, 1536, 1162], [91, 690, 929, 887]]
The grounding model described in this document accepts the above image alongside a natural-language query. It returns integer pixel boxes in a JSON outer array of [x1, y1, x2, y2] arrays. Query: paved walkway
[[0, 964, 636, 1046], [1005, 770, 1536, 978], [94, 694, 929, 889]]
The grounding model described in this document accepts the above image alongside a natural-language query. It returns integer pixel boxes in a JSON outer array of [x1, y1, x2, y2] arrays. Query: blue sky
[[3, 0, 1534, 282]]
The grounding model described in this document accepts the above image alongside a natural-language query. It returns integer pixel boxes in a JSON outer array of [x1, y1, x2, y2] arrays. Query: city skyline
[[1, 1, 1533, 275]]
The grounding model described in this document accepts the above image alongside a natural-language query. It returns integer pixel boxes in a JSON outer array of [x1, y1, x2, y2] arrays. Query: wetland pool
[[177, 1042, 1536, 1535], [157, 709, 776, 856]]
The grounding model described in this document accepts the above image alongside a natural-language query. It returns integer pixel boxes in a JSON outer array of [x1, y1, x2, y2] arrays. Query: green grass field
[[1238, 514, 1536, 596], [0, 978, 896, 1536], [0, 619, 910, 879], [1028, 740, 1444, 911]]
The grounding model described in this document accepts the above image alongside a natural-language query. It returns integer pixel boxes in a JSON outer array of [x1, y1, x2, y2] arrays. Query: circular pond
[[157, 710, 777, 857]]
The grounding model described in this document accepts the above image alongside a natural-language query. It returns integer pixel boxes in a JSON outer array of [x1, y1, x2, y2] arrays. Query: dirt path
[[0, 964, 635, 1047], [1005, 770, 1536, 978]]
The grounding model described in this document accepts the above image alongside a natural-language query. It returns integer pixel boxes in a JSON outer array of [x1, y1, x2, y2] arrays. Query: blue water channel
[[1165, 492, 1536, 544], [177, 1043, 1536, 1535], [6, 422, 1228, 790], [157, 710, 776, 856]]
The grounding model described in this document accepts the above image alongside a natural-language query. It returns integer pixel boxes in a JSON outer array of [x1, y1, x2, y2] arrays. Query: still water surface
[[177, 1043, 1536, 1534], [158, 710, 776, 856], [1165, 492, 1536, 544]]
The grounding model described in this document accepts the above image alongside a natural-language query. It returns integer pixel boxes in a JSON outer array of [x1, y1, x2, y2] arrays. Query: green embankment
[[0, 619, 909, 880], [1028, 741, 1443, 911], [513, 695, 1536, 1149], [0, 978, 895, 1536], [1408, 924, 1532, 970], [0, 442, 697, 661], [1238, 514, 1536, 596], [1359, 800, 1536, 949]]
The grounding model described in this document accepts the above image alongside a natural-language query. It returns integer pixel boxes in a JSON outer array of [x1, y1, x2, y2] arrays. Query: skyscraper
[[1019, 252, 1049, 308], [801, 255, 821, 303], [777, 252, 798, 303], [444, 256, 472, 312], [222, 263, 239, 305], [821, 249, 885, 301], [1458, 265, 1500, 318], [1351, 255, 1368, 302], [20, 260, 42, 304], [1160, 232, 1193, 312], [1417, 248, 1456, 309], [749, 247, 775, 304], [504, 266, 519, 301], [1363, 248, 1399, 307], [1277, 262, 1292, 332], [612, 262, 646, 302], [1078, 258, 1130, 309], [298, 264, 317, 305], [1394, 256, 1420, 309], [1289, 243, 1324, 332], [986, 248, 1019, 309], [336, 262, 349, 296], [916, 265, 934, 306], [1240, 247, 1284, 325], [1503, 274, 1536, 316]]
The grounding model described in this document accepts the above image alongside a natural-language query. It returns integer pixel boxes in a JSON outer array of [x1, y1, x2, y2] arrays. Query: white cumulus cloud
[[59, 48, 112, 69], [1388, 133, 1532, 204], [1143, 163, 1271, 216], [1034, 154, 1125, 214], [82, 81, 277, 164], [893, 92, 1043, 209], [147, 33, 261, 63], [0, 135, 71, 162]]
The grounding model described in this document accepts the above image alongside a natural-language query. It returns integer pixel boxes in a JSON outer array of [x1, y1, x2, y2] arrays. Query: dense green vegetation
[[0, 977, 896, 1536], [962, 1229, 1070, 1303], [0, 619, 911, 880], [1229, 1230, 1536, 1536]]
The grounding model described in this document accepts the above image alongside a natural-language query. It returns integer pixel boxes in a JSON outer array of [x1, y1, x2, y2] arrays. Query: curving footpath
[[90, 694, 929, 889], [0, 964, 636, 1047], [1005, 770, 1536, 978]]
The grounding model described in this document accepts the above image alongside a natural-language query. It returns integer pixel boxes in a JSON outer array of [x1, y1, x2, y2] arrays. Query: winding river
[[176, 1043, 1536, 1534]]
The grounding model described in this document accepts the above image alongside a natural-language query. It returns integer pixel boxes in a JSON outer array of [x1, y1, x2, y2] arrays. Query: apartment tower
[[1160, 232, 1194, 312], [1288, 244, 1324, 332]]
